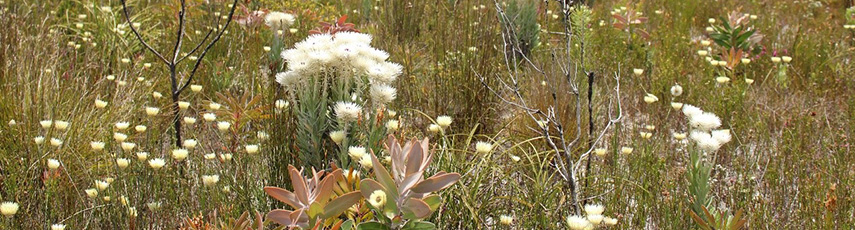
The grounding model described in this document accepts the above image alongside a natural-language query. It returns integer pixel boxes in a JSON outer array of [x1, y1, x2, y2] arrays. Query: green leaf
[[401, 221, 436, 230], [356, 222, 392, 230], [341, 220, 354, 230], [421, 195, 442, 212], [308, 202, 324, 219], [323, 191, 363, 219]]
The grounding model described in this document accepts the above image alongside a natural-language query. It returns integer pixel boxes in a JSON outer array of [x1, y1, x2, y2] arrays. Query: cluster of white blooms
[[275, 32, 401, 107], [682, 104, 732, 152], [565, 204, 618, 229]]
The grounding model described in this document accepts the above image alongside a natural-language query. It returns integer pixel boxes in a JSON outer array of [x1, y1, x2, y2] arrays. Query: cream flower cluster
[[682, 104, 732, 152], [276, 32, 401, 107]]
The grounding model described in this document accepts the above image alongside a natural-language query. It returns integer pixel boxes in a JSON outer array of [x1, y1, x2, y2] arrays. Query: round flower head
[[208, 102, 222, 110], [670, 84, 683, 96], [620, 147, 633, 154], [370, 83, 397, 105], [587, 214, 604, 225], [671, 102, 684, 110], [217, 121, 231, 132], [152, 91, 163, 99], [499, 215, 514, 225], [120, 142, 136, 151], [368, 190, 387, 208], [264, 11, 296, 29], [203, 113, 217, 121], [782, 56, 792, 63], [47, 159, 60, 169], [221, 153, 233, 162], [566, 215, 590, 230], [436, 115, 453, 127], [0, 202, 19, 217], [116, 158, 130, 169], [348, 146, 366, 159], [428, 124, 442, 133], [190, 84, 202, 92], [741, 58, 751, 64], [50, 138, 63, 147], [91, 141, 106, 151], [681, 104, 703, 118], [697, 50, 708, 56], [690, 130, 723, 152], [385, 120, 400, 131], [135, 125, 147, 133], [603, 217, 618, 225], [330, 130, 346, 144], [274, 99, 289, 109], [84, 188, 98, 198], [115, 122, 130, 130], [183, 139, 198, 149], [359, 154, 373, 169], [202, 175, 220, 186], [584, 204, 604, 215], [643, 93, 659, 104], [54, 120, 70, 130], [715, 76, 731, 83], [245, 144, 259, 154], [673, 132, 687, 140], [145, 107, 160, 116], [334, 101, 363, 122], [771, 57, 781, 63], [95, 99, 108, 108], [594, 148, 607, 156], [711, 129, 732, 144], [136, 152, 149, 161], [178, 101, 190, 110], [172, 149, 189, 161], [475, 141, 494, 154], [40, 120, 53, 129], [632, 68, 644, 76], [689, 112, 722, 131], [183, 117, 197, 124], [95, 180, 110, 191], [51, 224, 66, 230], [148, 158, 166, 169], [34, 136, 45, 144]]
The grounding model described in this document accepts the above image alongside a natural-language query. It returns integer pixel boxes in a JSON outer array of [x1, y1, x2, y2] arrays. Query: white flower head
[[334, 101, 363, 122], [330, 130, 347, 144], [681, 104, 703, 118], [370, 84, 397, 105], [584, 204, 605, 215], [348, 146, 367, 159], [436, 115, 452, 127], [689, 112, 722, 131], [172, 149, 189, 161], [385, 119, 400, 131], [265, 11, 296, 29], [149, 158, 166, 169], [368, 190, 387, 208], [670, 84, 683, 96], [0, 202, 19, 217], [475, 141, 494, 154], [47, 159, 61, 169], [566, 215, 590, 230], [202, 175, 220, 186]]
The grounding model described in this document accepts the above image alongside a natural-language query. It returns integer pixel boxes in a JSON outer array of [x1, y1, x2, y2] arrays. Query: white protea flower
[[95, 99, 108, 108], [265, 11, 296, 29], [643, 93, 659, 104], [47, 159, 60, 169], [499, 215, 514, 225], [0, 202, 19, 217], [370, 84, 397, 105], [587, 214, 604, 225], [208, 102, 222, 110], [85, 188, 98, 198], [566, 215, 590, 230], [51, 224, 66, 230], [116, 158, 130, 169], [368, 190, 386, 208], [245, 144, 259, 154], [190, 84, 202, 92], [603, 217, 618, 225], [690, 130, 723, 152], [334, 101, 363, 121], [670, 84, 683, 96], [183, 117, 197, 124], [183, 139, 198, 149], [135, 125, 147, 133], [711, 129, 732, 144], [91, 141, 106, 151], [781, 56, 792, 63], [34, 136, 45, 144], [136, 152, 149, 161], [149, 158, 166, 169], [358, 154, 373, 169], [330, 130, 346, 144], [40, 120, 53, 129], [54, 120, 70, 130], [671, 102, 684, 110], [202, 175, 220, 186], [436, 115, 452, 127], [594, 148, 607, 156], [95, 180, 110, 191], [115, 122, 130, 130], [771, 57, 781, 63], [681, 104, 703, 118], [203, 113, 217, 121], [620, 147, 633, 154], [50, 138, 63, 147], [689, 112, 722, 131], [741, 58, 751, 64], [474, 141, 494, 154], [632, 68, 644, 76], [385, 120, 399, 131], [217, 121, 231, 131], [584, 204, 605, 215], [348, 146, 366, 159], [275, 71, 300, 87], [178, 101, 191, 110], [120, 142, 136, 151], [172, 149, 189, 161], [145, 107, 160, 116]]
